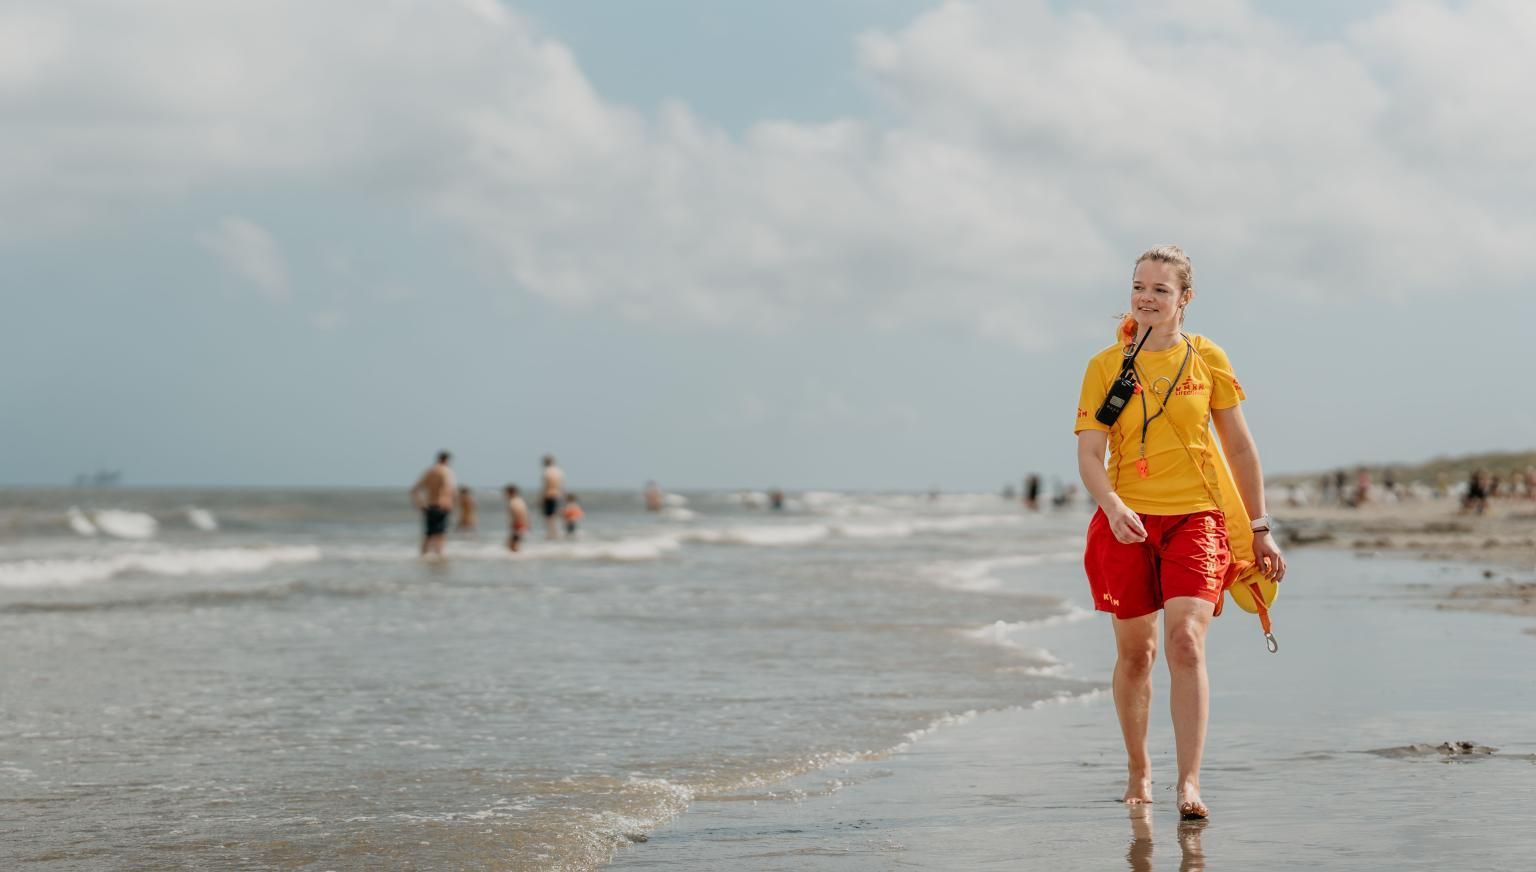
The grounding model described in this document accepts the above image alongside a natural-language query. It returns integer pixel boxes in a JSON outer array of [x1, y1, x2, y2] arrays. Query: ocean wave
[[921, 551, 1080, 592], [328, 534, 687, 565], [962, 622, 1065, 662], [831, 520, 917, 538], [186, 507, 219, 531], [681, 524, 831, 547], [0, 545, 323, 588], [92, 510, 159, 540], [964, 611, 1093, 672], [66, 507, 97, 537]]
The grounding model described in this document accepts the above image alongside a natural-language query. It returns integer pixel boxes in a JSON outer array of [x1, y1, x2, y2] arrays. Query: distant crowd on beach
[[408, 451, 586, 557], [1277, 466, 1536, 515]]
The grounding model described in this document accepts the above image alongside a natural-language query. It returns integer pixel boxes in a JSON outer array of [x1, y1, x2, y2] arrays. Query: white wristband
[[1249, 514, 1272, 532]]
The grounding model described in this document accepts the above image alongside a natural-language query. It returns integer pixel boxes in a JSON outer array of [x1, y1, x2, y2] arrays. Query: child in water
[[562, 494, 584, 536], [505, 485, 529, 552], [456, 486, 478, 532]]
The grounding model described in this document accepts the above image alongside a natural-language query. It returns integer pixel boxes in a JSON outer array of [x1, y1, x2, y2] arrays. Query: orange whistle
[[1132, 384, 1143, 395], [1136, 458, 1149, 479]]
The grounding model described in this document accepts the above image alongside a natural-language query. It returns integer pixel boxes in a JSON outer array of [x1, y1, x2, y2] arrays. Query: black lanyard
[[1134, 337, 1194, 467]]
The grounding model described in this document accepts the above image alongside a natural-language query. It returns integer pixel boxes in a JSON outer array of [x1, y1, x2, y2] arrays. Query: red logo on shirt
[[1077, 408, 1089, 419], [1174, 378, 1207, 397], [1232, 378, 1243, 393]]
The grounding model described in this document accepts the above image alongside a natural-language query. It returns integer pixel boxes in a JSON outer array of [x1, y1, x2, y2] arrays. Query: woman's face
[[1130, 260, 1189, 330]]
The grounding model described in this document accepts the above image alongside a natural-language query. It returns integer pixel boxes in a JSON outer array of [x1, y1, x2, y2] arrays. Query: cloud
[[199, 216, 290, 302], [4, 0, 1534, 346]]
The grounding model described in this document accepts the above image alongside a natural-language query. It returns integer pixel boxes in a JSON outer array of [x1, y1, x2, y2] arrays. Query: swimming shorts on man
[[1085, 508, 1230, 619], [423, 507, 450, 537], [542, 496, 559, 518]]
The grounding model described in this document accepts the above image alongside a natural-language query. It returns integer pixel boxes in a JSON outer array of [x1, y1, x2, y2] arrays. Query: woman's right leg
[[1112, 612, 1160, 803]]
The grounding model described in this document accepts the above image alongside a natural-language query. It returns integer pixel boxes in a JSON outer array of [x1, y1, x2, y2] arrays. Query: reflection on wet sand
[[1178, 819, 1208, 872], [1127, 805, 1154, 871], [1126, 805, 1207, 872]]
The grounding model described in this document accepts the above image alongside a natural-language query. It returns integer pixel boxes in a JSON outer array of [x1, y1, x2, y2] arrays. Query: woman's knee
[[1164, 627, 1205, 670], [1116, 640, 1158, 676]]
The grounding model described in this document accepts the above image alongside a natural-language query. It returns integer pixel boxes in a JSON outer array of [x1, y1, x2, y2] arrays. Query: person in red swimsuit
[[1074, 245, 1285, 820]]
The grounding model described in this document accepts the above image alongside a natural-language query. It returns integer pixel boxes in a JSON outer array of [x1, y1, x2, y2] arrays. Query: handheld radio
[[1094, 325, 1152, 426]]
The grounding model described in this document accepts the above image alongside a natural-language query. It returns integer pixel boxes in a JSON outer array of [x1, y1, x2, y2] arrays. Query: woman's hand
[[1253, 530, 1286, 582], [1106, 502, 1148, 544]]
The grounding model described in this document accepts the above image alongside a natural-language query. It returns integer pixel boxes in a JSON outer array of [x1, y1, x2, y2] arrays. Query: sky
[[2, 0, 1533, 491]]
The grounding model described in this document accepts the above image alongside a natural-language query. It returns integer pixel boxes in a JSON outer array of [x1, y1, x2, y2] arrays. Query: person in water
[[505, 484, 530, 552], [562, 494, 584, 536], [410, 451, 456, 557], [1074, 245, 1285, 821], [456, 486, 478, 532], [541, 454, 566, 539]]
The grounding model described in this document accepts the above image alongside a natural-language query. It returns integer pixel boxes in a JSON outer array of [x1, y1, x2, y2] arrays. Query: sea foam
[[682, 524, 831, 547], [0, 546, 323, 588], [91, 510, 159, 540], [186, 507, 219, 531], [66, 507, 98, 537]]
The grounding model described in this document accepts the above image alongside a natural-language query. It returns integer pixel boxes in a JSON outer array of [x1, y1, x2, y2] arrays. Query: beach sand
[[611, 516, 1536, 870], [1279, 498, 1536, 626]]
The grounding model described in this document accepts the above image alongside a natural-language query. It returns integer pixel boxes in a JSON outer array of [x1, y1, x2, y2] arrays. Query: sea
[[0, 487, 1102, 870]]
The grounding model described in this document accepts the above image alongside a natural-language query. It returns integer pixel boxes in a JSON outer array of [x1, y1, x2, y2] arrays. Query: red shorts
[[1084, 508, 1230, 619]]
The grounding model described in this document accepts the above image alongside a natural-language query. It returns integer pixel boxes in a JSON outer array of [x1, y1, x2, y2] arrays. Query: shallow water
[[0, 488, 1093, 870]]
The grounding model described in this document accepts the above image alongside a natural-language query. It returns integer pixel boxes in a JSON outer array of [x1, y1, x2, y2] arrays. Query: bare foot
[[1123, 773, 1153, 804], [1176, 784, 1208, 820]]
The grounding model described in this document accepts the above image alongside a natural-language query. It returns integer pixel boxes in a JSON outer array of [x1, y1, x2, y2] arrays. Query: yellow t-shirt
[[1074, 334, 1245, 515]]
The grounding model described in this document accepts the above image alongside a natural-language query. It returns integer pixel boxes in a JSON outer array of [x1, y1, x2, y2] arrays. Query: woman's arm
[[1077, 430, 1147, 544], [1211, 405, 1286, 581]]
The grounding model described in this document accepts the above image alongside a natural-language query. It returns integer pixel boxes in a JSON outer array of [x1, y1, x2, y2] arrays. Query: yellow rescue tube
[[1209, 437, 1278, 616]]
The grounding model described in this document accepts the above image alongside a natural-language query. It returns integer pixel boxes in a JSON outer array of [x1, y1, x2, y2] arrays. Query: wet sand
[[1278, 498, 1536, 624], [611, 547, 1536, 870]]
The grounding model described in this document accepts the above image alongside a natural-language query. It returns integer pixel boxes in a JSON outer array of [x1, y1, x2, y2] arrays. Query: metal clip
[[1264, 633, 1279, 654]]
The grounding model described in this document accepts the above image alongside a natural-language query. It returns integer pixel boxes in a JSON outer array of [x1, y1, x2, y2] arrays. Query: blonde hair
[[1118, 245, 1195, 341], [1134, 244, 1194, 295]]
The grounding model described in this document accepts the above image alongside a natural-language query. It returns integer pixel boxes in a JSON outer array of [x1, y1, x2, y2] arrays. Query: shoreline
[[611, 526, 1536, 869], [1277, 498, 1536, 626]]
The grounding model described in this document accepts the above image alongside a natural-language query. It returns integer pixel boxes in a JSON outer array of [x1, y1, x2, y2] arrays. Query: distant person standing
[[456, 486, 478, 532], [410, 451, 456, 557], [1025, 474, 1042, 511], [769, 488, 785, 511], [563, 495, 584, 536], [644, 481, 664, 512], [505, 485, 530, 552], [541, 455, 566, 539], [1462, 470, 1489, 515]]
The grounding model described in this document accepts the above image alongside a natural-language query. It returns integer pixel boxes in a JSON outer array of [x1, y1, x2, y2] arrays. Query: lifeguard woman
[[1074, 245, 1285, 819]]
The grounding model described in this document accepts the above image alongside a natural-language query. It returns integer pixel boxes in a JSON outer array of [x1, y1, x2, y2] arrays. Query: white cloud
[[199, 216, 290, 302], [4, 0, 1534, 346]]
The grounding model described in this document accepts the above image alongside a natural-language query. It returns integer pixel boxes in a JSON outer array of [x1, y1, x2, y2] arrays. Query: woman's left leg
[[1163, 595, 1215, 817]]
